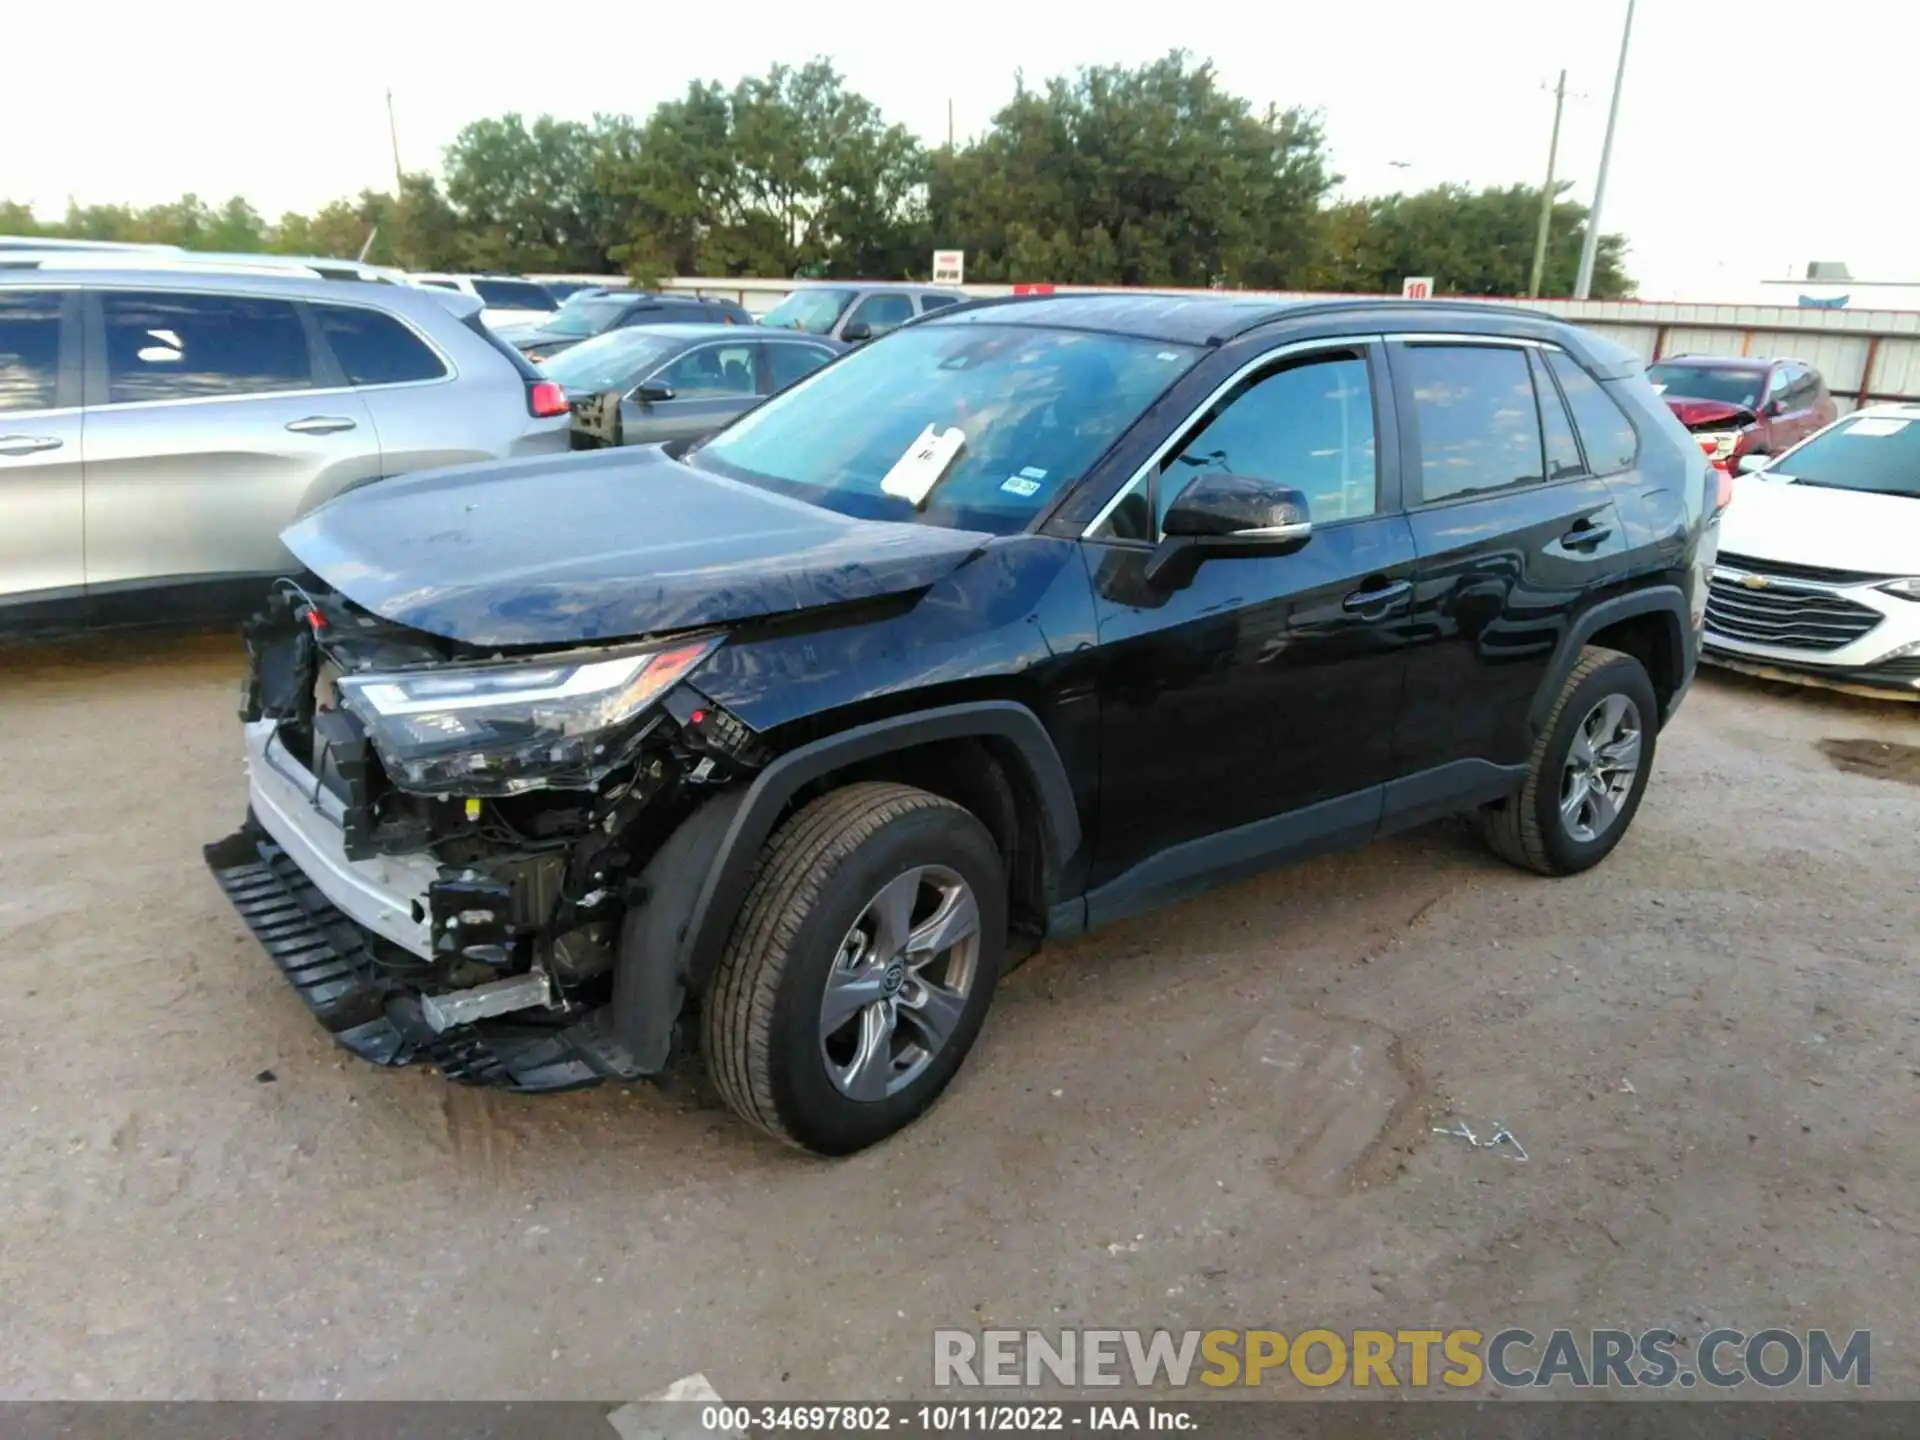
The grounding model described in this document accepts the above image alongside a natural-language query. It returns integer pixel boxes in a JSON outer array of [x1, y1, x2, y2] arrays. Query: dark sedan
[[500, 292, 754, 360], [540, 322, 844, 448]]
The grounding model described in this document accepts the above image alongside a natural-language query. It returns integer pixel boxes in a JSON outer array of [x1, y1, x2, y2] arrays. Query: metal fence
[[658, 276, 1920, 413]]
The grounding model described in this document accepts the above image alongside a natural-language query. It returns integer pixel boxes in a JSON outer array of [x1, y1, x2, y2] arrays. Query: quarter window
[[102, 291, 312, 404], [314, 304, 447, 386], [1405, 344, 1543, 503], [0, 291, 62, 413], [1544, 349, 1638, 474]]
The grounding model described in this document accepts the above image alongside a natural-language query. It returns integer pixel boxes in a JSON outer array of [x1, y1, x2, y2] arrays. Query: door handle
[[1561, 520, 1613, 551], [285, 416, 357, 435], [1342, 578, 1412, 614], [0, 434, 63, 457]]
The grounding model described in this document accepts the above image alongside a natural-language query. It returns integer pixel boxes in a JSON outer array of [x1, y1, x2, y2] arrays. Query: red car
[[1647, 355, 1837, 469]]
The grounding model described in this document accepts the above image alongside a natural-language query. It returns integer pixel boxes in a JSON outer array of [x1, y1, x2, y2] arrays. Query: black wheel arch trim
[[1530, 584, 1694, 735], [608, 700, 1080, 1069]]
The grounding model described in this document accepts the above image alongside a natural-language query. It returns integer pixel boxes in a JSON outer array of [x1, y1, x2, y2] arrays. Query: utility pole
[[1527, 70, 1568, 299], [386, 89, 404, 188], [1575, 0, 1636, 299], [947, 98, 955, 150]]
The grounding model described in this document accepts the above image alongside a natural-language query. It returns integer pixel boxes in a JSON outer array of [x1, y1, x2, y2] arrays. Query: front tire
[[1480, 646, 1658, 876], [704, 782, 1006, 1154]]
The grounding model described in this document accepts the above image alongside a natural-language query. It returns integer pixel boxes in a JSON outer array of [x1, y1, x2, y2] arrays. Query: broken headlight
[[336, 637, 719, 796]]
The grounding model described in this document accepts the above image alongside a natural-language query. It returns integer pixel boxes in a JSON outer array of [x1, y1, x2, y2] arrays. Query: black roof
[[924, 291, 1586, 347], [930, 292, 1302, 344]]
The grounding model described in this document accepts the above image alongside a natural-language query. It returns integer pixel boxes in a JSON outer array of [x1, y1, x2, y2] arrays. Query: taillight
[[528, 380, 568, 418]]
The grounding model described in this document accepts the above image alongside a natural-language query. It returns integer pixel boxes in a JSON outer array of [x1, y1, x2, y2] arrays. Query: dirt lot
[[2, 634, 1917, 1401]]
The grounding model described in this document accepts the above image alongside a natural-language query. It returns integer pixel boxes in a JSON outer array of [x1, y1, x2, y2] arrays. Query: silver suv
[[0, 268, 570, 632]]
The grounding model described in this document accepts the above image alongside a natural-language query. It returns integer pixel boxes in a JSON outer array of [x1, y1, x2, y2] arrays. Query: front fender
[[607, 700, 1081, 1071]]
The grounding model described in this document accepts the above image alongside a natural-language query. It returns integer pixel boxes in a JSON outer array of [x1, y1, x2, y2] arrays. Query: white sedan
[[1704, 404, 1920, 699]]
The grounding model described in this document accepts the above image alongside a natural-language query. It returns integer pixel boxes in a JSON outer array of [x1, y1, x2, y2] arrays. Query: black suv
[[206, 294, 1716, 1154]]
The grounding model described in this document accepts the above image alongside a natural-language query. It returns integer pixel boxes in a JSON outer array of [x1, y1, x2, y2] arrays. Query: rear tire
[[1480, 646, 1658, 876], [704, 782, 1006, 1155]]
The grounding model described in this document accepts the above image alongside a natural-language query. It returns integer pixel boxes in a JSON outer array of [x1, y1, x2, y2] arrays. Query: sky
[[8, 0, 1917, 300]]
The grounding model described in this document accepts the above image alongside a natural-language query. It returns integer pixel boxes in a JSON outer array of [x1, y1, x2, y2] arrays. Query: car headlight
[[1879, 578, 1920, 601], [336, 637, 719, 796]]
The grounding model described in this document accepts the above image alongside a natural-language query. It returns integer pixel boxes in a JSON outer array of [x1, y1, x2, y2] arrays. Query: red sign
[[1012, 283, 1056, 296]]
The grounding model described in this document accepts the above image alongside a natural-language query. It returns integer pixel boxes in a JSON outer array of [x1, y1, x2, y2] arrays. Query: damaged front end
[[205, 583, 766, 1091]]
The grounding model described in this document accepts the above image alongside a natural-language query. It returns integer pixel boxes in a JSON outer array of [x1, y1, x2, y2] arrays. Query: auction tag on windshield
[[880, 423, 967, 507], [1846, 418, 1909, 437]]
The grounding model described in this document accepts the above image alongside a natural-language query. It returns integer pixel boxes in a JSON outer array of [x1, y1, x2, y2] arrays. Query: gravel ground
[[2, 634, 1916, 1401]]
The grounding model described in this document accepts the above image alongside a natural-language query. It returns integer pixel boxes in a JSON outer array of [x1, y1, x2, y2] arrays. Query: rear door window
[[472, 280, 556, 312], [314, 304, 447, 386], [0, 290, 63, 413], [918, 294, 961, 313], [1544, 350, 1638, 474], [1403, 344, 1543, 503], [101, 291, 313, 404]]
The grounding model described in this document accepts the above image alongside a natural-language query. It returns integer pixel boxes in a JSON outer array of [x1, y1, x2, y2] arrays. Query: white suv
[[1707, 404, 1920, 698]]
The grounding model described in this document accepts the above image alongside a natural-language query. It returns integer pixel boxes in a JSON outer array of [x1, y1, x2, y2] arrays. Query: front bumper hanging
[[204, 826, 642, 1092]]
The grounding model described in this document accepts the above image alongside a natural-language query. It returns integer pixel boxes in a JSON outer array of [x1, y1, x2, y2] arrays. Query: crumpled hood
[[1666, 397, 1758, 431], [282, 447, 990, 648], [1720, 474, 1920, 575]]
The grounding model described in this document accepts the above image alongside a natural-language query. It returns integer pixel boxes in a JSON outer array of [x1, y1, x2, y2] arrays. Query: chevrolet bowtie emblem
[[1740, 573, 1771, 590]]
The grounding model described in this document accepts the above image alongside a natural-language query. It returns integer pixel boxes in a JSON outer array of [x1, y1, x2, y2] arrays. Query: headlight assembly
[[336, 636, 719, 795], [1879, 577, 1920, 601]]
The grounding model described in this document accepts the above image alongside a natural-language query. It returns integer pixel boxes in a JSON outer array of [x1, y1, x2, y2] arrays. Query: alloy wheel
[[1559, 692, 1643, 843], [818, 865, 982, 1101]]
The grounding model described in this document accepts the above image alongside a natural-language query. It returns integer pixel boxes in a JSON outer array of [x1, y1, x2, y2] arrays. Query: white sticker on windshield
[[1019, 466, 1048, 480], [1845, 418, 1910, 437], [1000, 475, 1042, 497], [1649, 383, 1668, 394], [880, 423, 967, 506]]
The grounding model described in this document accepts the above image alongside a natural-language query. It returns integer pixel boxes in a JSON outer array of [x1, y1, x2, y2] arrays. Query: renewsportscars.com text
[[933, 1327, 1871, 1390]]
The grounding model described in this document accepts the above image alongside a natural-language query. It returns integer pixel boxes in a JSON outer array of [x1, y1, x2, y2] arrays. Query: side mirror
[[1146, 472, 1312, 589], [1735, 453, 1771, 475], [633, 382, 674, 404], [841, 321, 873, 343]]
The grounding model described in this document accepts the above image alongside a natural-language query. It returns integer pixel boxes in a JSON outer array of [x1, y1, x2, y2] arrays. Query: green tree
[[608, 61, 927, 281], [1304, 183, 1633, 298], [929, 52, 1335, 288], [443, 113, 608, 271]]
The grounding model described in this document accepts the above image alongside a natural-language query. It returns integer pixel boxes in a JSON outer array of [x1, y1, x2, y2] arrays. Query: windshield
[[689, 323, 1199, 534], [1647, 363, 1765, 409], [761, 289, 855, 335], [472, 279, 556, 312], [1771, 414, 1920, 497], [539, 329, 681, 393], [541, 296, 633, 337]]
